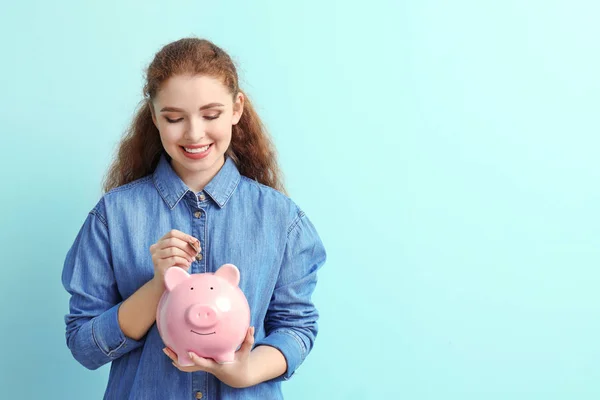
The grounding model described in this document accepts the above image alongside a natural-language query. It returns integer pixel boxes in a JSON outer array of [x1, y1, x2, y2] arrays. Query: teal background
[[1, 1, 599, 399]]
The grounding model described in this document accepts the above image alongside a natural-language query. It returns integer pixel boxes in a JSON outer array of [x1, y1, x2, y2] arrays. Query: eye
[[204, 114, 220, 121], [166, 117, 183, 123], [210, 287, 214, 290], [190, 287, 194, 290]]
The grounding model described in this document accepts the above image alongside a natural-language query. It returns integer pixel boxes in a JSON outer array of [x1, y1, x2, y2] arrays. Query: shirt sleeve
[[61, 201, 145, 370], [254, 209, 327, 381]]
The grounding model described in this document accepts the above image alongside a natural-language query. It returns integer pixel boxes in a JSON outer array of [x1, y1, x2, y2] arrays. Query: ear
[[164, 267, 189, 291], [214, 264, 240, 286], [232, 92, 244, 125], [148, 101, 158, 129]]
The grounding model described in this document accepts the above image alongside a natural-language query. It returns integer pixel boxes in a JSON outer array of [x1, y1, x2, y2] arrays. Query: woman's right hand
[[149, 229, 200, 287]]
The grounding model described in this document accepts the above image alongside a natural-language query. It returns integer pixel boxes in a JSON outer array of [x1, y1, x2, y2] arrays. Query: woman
[[62, 37, 327, 399]]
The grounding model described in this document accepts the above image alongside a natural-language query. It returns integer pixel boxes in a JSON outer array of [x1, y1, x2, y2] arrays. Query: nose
[[185, 118, 206, 141], [186, 304, 219, 328]]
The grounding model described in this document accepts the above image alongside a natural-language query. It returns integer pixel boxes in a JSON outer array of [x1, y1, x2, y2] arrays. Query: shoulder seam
[[239, 176, 290, 199], [287, 208, 306, 238], [105, 175, 153, 195], [89, 208, 108, 230]]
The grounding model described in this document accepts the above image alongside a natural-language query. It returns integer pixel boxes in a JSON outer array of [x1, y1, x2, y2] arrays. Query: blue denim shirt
[[61, 153, 327, 399]]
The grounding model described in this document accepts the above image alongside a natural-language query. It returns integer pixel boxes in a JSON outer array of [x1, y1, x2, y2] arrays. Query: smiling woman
[[101, 38, 285, 196], [149, 74, 242, 192], [61, 37, 327, 400]]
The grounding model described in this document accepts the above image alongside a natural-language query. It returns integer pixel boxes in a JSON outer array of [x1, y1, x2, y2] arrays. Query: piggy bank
[[156, 264, 250, 366]]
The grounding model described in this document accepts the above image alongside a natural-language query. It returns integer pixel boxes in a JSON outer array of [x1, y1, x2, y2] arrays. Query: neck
[[171, 156, 225, 193]]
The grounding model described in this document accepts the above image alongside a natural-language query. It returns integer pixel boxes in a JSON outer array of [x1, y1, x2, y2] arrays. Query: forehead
[[155, 74, 231, 106]]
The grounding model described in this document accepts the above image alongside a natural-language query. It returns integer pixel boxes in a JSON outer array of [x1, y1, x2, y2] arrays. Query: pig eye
[[190, 287, 194, 290], [210, 287, 214, 290]]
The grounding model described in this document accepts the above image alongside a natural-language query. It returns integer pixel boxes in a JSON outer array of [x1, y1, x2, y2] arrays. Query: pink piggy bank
[[156, 263, 250, 366]]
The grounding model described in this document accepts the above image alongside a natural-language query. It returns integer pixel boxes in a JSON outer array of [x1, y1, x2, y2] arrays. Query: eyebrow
[[160, 103, 225, 112]]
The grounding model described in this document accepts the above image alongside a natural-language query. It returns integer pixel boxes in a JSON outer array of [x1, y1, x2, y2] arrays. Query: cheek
[[160, 125, 184, 143], [210, 124, 233, 143]]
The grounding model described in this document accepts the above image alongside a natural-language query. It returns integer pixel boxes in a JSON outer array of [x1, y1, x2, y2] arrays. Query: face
[[150, 74, 244, 190]]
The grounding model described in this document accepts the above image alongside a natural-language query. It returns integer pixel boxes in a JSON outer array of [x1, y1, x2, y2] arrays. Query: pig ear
[[164, 267, 189, 291], [214, 264, 240, 286]]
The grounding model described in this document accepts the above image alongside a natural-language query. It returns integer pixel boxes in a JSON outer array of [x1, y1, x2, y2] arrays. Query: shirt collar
[[152, 152, 241, 209]]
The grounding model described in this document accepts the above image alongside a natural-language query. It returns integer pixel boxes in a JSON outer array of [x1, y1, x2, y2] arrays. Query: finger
[[158, 256, 192, 269], [151, 242, 194, 262], [157, 247, 195, 263], [165, 349, 206, 373], [188, 352, 217, 370], [153, 256, 191, 271], [163, 347, 177, 362], [163, 230, 200, 251], [160, 237, 199, 258], [161, 229, 189, 241], [172, 362, 201, 373], [238, 326, 255, 354], [157, 243, 197, 261]]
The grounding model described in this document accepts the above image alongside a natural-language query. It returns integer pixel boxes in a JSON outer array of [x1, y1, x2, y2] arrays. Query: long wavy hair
[[102, 37, 285, 194]]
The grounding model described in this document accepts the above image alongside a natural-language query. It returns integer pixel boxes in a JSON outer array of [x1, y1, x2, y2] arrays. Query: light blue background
[[1, 1, 599, 399]]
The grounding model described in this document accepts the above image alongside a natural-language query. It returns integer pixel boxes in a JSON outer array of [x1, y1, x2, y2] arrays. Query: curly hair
[[102, 37, 285, 194]]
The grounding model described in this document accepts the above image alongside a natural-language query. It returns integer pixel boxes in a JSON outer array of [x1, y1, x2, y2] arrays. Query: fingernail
[[188, 352, 194, 359]]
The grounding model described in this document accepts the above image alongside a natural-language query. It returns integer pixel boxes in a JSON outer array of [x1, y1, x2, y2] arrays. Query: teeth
[[184, 145, 210, 153]]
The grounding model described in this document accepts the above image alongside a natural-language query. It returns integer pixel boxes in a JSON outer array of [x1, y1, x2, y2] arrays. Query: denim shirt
[[61, 153, 327, 400]]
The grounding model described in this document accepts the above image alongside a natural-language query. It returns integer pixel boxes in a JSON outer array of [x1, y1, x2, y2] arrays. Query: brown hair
[[102, 37, 285, 194]]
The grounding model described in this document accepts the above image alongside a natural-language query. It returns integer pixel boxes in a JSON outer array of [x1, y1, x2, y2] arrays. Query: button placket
[[189, 194, 208, 395], [191, 205, 206, 273]]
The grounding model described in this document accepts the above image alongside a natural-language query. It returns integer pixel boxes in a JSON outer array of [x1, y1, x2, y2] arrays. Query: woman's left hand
[[163, 326, 256, 389]]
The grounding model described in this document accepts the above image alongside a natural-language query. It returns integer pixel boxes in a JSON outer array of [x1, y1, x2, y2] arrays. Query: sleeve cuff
[[255, 329, 308, 381], [91, 302, 145, 359]]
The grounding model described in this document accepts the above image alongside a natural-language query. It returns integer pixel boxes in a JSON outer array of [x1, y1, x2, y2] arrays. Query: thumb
[[238, 326, 255, 354]]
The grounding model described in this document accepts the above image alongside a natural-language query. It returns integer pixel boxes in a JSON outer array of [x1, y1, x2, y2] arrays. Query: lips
[[180, 143, 213, 159]]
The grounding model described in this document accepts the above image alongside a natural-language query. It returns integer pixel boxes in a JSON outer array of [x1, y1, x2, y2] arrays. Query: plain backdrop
[[1, 1, 599, 399]]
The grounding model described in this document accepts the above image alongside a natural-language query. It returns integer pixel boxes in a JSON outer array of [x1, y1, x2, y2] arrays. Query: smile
[[180, 144, 213, 160], [190, 330, 216, 336], [183, 144, 212, 153]]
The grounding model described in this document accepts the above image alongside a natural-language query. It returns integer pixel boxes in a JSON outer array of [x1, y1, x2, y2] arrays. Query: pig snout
[[186, 304, 220, 328]]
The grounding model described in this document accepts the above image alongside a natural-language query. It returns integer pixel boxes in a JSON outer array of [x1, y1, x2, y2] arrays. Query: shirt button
[[194, 211, 202, 218], [195, 253, 203, 261], [198, 193, 206, 201], [195, 392, 203, 399]]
